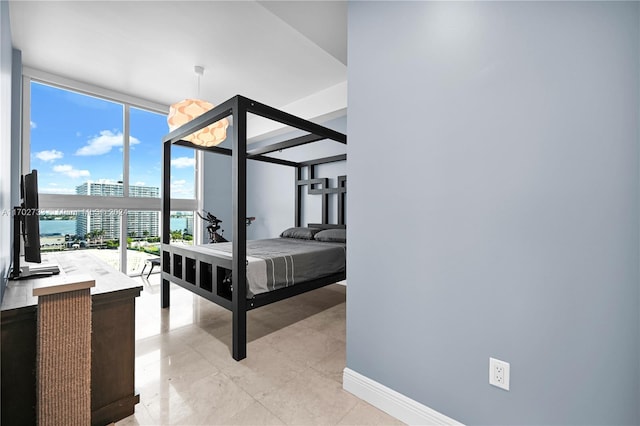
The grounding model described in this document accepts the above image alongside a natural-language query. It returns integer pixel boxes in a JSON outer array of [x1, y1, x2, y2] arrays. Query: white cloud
[[171, 157, 195, 168], [75, 130, 140, 156], [35, 149, 63, 162], [170, 179, 194, 197], [53, 164, 90, 179], [39, 186, 76, 195], [30, 121, 37, 129]]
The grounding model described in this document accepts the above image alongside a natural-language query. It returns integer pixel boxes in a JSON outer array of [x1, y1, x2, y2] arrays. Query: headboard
[[295, 164, 346, 229]]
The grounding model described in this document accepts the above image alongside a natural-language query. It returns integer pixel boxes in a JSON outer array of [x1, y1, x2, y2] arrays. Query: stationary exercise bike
[[196, 211, 256, 243], [197, 211, 256, 293]]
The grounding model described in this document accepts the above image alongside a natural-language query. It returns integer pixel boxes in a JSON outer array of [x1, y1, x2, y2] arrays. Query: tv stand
[[10, 264, 61, 280]]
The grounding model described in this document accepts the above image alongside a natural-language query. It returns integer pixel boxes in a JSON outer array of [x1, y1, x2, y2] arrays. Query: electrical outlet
[[489, 357, 510, 391]]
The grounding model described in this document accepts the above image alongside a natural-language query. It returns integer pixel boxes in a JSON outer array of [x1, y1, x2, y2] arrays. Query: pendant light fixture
[[167, 66, 229, 147]]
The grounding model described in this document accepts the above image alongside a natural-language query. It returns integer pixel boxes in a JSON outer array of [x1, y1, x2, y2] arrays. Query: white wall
[[347, 2, 639, 424], [1, 0, 13, 300]]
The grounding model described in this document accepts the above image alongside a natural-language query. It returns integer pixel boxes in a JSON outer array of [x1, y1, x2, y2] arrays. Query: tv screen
[[10, 169, 58, 280], [22, 170, 41, 263]]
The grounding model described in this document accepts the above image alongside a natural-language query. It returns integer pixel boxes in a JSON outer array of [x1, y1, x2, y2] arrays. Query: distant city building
[[75, 182, 160, 239], [127, 211, 159, 239]]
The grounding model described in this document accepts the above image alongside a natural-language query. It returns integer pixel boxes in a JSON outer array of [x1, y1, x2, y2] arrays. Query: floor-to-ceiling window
[[24, 70, 199, 275]]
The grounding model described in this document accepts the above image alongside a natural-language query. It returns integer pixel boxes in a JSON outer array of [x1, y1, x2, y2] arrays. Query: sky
[[29, 81, 195, 198]]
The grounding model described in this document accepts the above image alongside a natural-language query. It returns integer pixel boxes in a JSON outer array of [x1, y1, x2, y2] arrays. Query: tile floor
[[116, 273, 403, 425]]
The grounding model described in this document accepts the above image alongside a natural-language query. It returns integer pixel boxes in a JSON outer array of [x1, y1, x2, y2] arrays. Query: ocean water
[[39, 219, 76, 236], [38, 218, 189, 236]]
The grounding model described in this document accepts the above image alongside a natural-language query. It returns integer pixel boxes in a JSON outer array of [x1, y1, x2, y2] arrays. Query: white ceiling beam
[[247, 80, 347, 143]]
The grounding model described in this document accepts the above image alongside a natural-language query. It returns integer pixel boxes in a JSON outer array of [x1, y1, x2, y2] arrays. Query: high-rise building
[[75, 182, 160, 239], [127, 211, 159, 239], [185, 216, 194, 235]]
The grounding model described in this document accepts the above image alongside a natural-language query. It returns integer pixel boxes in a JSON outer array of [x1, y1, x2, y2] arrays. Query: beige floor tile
[[143, 372, 255, 425], [220, 341, 306, 399], [190, 331, 243, 372], [136, 344, 219, 392], [116, 277, 405, 426], [249, 307, 317, 334], [337, 400, 406, 426], [245, 316, 288, 342], [114, 402, 155, 426], [257, 367, 360, 425], [310, 346, 346, 384], [258, 323, 345, 369], [298, 303, 346, 342], [216, 400, 286, 425], [135, 330, 196, 368], [170, 320, 229, 347], [188, 301, 233, 327]]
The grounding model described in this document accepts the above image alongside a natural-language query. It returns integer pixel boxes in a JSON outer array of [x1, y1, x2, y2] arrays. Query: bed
[[161, 95, 346, 360], [162, 229, 346, 308]]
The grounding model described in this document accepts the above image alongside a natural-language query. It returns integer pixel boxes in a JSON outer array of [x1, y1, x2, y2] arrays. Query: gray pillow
[[280, 227, 320, 240], [313, 228, 346, 243]]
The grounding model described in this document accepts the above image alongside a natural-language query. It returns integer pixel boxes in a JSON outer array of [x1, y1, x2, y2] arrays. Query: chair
[[140, 257, 160, 279]]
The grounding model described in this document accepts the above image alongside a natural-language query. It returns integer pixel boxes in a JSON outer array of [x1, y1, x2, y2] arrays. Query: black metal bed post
[[161, 139, 171, 308], [232, 96, 248, 361], [338, 176, 346, 226], [309, 165, 329, 225], [295, 166, 302, 227]]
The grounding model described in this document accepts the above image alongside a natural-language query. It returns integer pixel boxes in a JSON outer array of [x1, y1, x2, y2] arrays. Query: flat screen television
[[10, 169, 60, 280]]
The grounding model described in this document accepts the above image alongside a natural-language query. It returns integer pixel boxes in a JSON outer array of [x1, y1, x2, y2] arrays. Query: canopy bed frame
[[161, 95, 346, 360]]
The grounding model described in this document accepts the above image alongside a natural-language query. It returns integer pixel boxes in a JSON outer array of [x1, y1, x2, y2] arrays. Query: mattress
[[197, 238, 346, 297]]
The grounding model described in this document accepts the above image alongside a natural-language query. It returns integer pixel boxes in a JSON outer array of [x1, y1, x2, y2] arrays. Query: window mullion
[[21, 76, 31, 173], [120, 105, 130, 273], [123, 105, 130, 195], [195, 150, 204, 244]]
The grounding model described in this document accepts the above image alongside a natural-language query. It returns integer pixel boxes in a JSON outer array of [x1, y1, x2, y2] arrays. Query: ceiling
[[8, 0, 347, 131]]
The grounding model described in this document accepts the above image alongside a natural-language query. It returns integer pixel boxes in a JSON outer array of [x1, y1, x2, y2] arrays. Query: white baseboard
[[343, 368, 463, 426]]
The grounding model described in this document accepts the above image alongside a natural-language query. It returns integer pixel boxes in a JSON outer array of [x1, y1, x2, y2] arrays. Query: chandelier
[[167, 66, 229, 147]]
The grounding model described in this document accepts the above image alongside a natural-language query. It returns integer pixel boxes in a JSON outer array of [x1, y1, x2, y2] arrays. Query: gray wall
[[347, 2, 639, 424], [202, 116, 346, 242]]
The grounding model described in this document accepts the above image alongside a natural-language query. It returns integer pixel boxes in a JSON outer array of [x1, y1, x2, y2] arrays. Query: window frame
[[22, 67, 202, 274]]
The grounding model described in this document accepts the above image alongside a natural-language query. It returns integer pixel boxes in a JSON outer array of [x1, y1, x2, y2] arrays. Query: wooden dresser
[[1, 251, 142, 426]]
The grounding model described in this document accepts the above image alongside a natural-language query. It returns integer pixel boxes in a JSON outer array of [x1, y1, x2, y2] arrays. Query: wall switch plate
[[489, 357, 510, 391]]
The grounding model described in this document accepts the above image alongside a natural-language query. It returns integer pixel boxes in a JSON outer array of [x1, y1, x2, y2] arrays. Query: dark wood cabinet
[[1, 252, 142, 426], [1, 306, 37, 426], [90, 287, 141, 425]]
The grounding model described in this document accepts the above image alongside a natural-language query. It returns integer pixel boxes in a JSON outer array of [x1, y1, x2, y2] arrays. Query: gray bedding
[[198, 238, 346, 297]]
